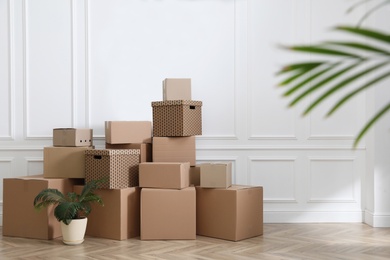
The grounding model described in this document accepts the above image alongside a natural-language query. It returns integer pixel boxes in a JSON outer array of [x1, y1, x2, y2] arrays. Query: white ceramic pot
[[60, 217, 88, 245]]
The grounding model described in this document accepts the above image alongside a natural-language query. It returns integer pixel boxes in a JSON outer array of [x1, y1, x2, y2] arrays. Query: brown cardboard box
[[162, 78, 191, 101], [105, 121, 152, 144], [152, 100, 202, 137], [200, 162, 232, 188], [141, 187, 196, 240], [44, 146, 91, 178], [85, 149, 140, 189], [196, 185, 263, 241], [190, 166, 200, 186], [53, 128, 93, 147], [152, 136, 196, 166], [3, 175, 79, 239], [139, 162, 190, 189], [105, 143, 152, 162], [74, 186, 140, 240]]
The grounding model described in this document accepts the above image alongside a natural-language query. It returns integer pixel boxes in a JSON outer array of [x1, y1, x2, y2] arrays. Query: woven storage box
[[152, 100, 202, 137], [85, 149, 140, 189]]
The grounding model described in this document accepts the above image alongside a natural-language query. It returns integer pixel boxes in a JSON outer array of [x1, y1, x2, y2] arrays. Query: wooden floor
[[1, 224, 390, 259]]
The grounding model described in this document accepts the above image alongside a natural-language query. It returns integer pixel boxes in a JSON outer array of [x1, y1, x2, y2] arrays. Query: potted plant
[[33, 179, 105, 245]]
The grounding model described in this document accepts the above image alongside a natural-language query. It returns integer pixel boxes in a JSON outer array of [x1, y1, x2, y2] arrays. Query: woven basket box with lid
[[85, 149, 140, 189], [152, 100, 202, 137]]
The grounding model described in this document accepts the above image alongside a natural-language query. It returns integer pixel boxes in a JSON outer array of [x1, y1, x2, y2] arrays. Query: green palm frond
[[33, 189, 66, 210], [277, 26, 390, 147]]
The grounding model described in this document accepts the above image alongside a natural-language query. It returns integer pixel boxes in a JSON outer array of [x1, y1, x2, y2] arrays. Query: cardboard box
[[152, 136, 196, 166], [139, 162, 190, 189], [163, 78, 191, 101], [200, 162, 232, 188], [85, 149, 140, 189], [190, 166, 200, 186], [105, 121, 152, 144], [196, 185, 263, 241], [105, 143, 152, 162], [44, 146, 91, 178], [74, 186, 140, 240], [53, 128, 93, 147], [141, 187, 196, 240], [3, 175, 79, 240], [152, 100, 202, 137]]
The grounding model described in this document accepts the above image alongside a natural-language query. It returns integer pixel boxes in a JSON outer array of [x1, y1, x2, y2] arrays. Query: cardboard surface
[[162, 78, 191, 101], [139, 162, 190, 189], [85, 149, 140, 189], [105, 121, 152, 144], [105, 143, 152, 162], [44, 146, 91, 178], [189, 166, 200, 186], [200, 162, 232, 188], [196, 185, 263, 241], [53, 128, 93, 147], [3, 175, 79, 240], [152, 100, 202, 137], [141, 187, 196, 240], [74, 186, 140, 240], [152, 136, 196, 166]]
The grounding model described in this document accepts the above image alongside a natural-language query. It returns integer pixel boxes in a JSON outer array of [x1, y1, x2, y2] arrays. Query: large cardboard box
[[139, 162, 190, 189], [141, 187, 196, 240], [152, 100, 202, 137], [105, 143, 152, 162], [152, 136, 196, 166], [200, 162, 232, 188], [162, 78, 191, 101], [85, 149, 140, 189], [105, 121, 152, 144], [196, 185, 263, 241], [3, 175, 79, 240], [53, 128, 93, 147], [44, 146, 91, 178], [74, 186, 140, 240]]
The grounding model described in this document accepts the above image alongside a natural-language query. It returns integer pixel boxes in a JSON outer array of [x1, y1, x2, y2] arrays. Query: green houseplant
[[277, 0, 390, 147], [33, 179, 105, 245]]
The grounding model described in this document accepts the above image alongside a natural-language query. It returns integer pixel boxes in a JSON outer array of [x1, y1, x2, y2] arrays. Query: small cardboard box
[[141, 187, 196, 240], [139, 162, 190, 189], [44, 146, 91, 178], [196, 185, 263, 241], [3, 175, 79, 240], [105, 143, 152, 163], [85, 149, 140, 189], [152, 100, 202, 137], [152, 136, 196, 166], [163, 78, 191, 101], [200, 162, 232, 188], [105, 121, 152, 144], [53, 128, 93, 147], [190, 166, 200, 186], [74, 186, 140, 240]]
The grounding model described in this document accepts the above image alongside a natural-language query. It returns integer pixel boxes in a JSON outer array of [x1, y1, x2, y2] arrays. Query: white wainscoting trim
[[264, 210, 364, 223], [364, 210, 390, 227]]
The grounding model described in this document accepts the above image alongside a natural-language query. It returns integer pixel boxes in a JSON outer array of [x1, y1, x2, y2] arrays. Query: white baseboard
[[264, 211, 364, 223], [364, 210, 390, 227]]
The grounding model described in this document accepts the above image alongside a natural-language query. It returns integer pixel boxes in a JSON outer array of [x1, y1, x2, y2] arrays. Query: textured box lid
[[151, 100, 202, 107], [85, 149, 140, 156]]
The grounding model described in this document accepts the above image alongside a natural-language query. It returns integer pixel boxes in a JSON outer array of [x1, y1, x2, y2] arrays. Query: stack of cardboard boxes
[[2, 78, 263, 243]]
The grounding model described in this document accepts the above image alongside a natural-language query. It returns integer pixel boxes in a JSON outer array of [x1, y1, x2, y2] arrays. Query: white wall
[[0, 0, 388, 226]]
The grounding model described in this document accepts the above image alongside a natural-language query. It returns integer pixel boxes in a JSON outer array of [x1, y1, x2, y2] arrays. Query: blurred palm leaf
[[277, 26, 390, 147]]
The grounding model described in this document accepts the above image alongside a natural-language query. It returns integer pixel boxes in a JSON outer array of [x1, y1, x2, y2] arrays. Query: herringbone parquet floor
[[1, 224, 390, 259]]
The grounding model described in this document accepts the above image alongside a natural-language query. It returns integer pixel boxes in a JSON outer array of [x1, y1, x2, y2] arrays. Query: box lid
[[85, 149, 140, 156], [151, 100, 202, 107]]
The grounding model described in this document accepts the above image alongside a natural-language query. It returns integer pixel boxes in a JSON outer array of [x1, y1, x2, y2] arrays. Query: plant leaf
[[277, 62, 323, 75], [328, 70, 390, 116], [354, 102, 390, 147], [54, 202, 81, 224], [325, 41, 390, 55], [303, 61, 389, 115], [33, 189, 66, 210], [290, 45, 363, 58], [336, 26, 390, 43]]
